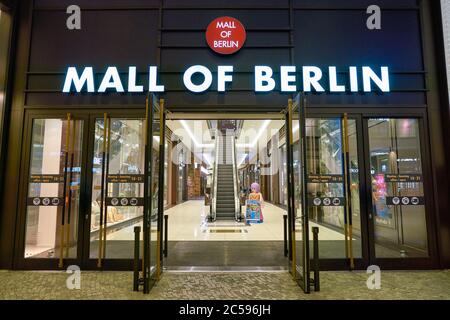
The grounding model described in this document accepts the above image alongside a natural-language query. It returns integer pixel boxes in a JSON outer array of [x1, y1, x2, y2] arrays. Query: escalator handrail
[[211, 130, 220, 221], [231, 133, 240, 221]]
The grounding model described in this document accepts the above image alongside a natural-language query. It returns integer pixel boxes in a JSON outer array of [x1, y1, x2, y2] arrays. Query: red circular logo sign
[[206, 16, 246, 55]]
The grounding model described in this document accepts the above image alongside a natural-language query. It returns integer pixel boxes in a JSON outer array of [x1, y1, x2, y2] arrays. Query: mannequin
[[91, 201, 100, 229], [107, 206, 123, 223], [90, 200, 124, 229]]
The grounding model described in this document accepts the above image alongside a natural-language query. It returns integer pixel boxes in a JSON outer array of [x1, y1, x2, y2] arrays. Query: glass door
[[20, 113, 85, 268], [279, 145, 288, 206], [366, 118, 430, 261], [305, 115, 364, 268], [143, 94, 164, 293], [287, 94, 310, 293], [19, 108, 165, 272], [88, 114, 146, 267]]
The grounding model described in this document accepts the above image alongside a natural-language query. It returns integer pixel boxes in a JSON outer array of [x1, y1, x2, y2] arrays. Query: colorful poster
[[372, 174, 394, 228], [246, 199, 262, 223]]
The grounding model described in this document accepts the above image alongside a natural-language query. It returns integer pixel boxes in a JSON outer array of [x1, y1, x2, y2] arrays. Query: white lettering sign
[[217, 66, 234, 92], [63, 67, 94, 92], [128, 66, 143, 92], [363, 66, 390, 92], [183, 65, 213, 93], [149, 66, 165, 92], [98, 66, 124, 93], [303, 66, 325, 92], [280, 66, 297, 92], [255, 66, 276, 92], [62, 65, 391, 93]]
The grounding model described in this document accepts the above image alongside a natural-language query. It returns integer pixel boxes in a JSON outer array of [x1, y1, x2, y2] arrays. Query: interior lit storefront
[[1, 0, 450, 281], [10, 111, 442, 270]]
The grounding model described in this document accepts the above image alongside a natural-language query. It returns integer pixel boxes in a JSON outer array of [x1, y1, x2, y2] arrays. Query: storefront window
[[177, 148, 186, 204], [25, 118, 83, 258], [279, 144, 288, 206], [90, 118, 144, 259], [368, 118, 428, 258], [164, 137, 169, 207], [306, 118, 362, 259]]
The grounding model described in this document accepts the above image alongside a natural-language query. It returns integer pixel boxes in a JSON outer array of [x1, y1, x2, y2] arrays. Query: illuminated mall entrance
[[163, 117, 289, 270], [16, 95, 434, 284]]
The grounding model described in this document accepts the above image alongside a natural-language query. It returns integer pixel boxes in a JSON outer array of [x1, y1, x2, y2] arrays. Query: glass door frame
[[303, 112, 371, 270], [361, 110, 439, 270], [15, 108, 157, 271], [15, 107, 439, 271], [14, 109, 90, 270], [82, 109, 147, 270], [285, 94, 310, 293], [142, 94, 165, 293], [303, 107, 439, 270]]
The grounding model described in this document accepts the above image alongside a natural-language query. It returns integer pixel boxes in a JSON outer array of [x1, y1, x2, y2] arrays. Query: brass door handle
[[58, 113, 72, 269], [97, 113, 110, 268]]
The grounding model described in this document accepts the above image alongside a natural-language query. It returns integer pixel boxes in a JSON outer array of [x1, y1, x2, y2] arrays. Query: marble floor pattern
[[108, 200, 348, 241], [0, 269, 449, 300]]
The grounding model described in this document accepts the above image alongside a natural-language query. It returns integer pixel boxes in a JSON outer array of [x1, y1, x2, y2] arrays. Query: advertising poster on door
[[372, 173, 394, 228], [246, 199, 262, 223]]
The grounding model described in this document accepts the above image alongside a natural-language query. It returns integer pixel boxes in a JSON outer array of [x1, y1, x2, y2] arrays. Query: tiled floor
[[167, 200, 286, 241], [0, 270, 449, 300], [25, 201, 404, 260], [109, 200, 348, 241]]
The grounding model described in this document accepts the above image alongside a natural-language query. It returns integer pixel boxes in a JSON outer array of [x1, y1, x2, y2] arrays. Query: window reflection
[[369, 118, 428, 258], [90, 119, 144, 259], [25, 119, 83, 259], [306, 118, 362, 259]]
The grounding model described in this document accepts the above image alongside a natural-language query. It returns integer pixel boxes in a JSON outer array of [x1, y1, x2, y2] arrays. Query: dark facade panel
[[161, 31, 291, 47], [27, 75, 62, 91], [27, 73, 150, 92], [34, 0, 161, 9], [165, 91, 426, 109], [392, 74, 426, 91], [25, 92, 147, 106], [164, 91, 288, 109], [25, 91, 289, 111], [160, 48, 291, 72], [29, 10, 159, 72], [293, 10, 424, 70], [294, 0, 419, 9], [25, 5, 427, 106], [163, 0, 289, 9], [162, 10, 290, 29], [306, 92, 426, 106]]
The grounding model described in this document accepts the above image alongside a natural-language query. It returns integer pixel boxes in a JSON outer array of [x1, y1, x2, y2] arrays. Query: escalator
[[210, 129, 240, 221]]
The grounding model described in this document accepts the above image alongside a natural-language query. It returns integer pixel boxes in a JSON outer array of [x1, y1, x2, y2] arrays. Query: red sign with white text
[[206, 16, 246, 55]]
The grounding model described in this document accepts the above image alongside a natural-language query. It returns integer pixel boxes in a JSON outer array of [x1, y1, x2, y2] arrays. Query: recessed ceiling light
[[180, 120, 214, 148], [237, 120, 272, 148]]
